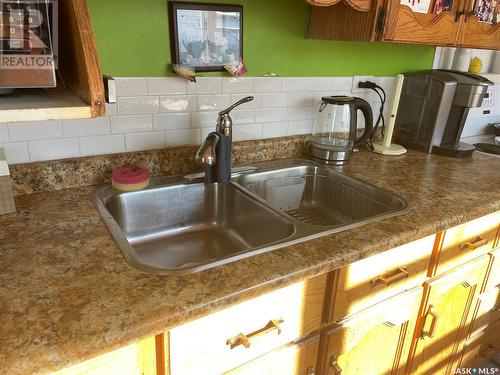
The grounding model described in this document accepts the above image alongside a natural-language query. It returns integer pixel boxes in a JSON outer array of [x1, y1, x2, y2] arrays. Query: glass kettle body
[[310, 96, 373, 165]]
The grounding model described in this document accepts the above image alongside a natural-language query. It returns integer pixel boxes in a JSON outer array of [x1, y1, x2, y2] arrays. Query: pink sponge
[[112, 165, 150, 191]]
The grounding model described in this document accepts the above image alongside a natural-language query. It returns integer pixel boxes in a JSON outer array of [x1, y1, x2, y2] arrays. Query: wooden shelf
[[0, 0, 105, 123], [0, 88, 92, 123]]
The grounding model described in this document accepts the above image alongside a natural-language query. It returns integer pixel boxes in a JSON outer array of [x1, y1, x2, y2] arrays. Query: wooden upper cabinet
[[381, 0, 462, 46], [307, 0, 500, 49], [457, 0, 500, 49], [306, 0, 372, 12]]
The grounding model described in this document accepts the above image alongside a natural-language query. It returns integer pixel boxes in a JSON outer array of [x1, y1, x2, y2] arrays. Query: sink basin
[[95, 182, 294, 274], [233, 160, 405, 227], [94, 159, 408, 275]]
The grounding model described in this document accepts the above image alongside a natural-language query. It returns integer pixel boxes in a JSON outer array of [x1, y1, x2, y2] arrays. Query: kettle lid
[[321, 96, 355, 104]]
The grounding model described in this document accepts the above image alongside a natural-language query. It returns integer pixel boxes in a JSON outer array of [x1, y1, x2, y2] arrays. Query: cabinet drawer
[[470, 286, 500, 339], [433, 212, 499, 276], [329, 235, 434, 321], [169, 274, 326, 375], [224, 335, 320, 375]]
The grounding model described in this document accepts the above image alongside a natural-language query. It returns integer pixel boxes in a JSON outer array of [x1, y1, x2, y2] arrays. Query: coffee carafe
[[310, 96, 373, 165]]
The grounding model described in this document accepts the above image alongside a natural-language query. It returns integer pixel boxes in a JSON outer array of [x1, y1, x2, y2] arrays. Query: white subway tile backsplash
[[263, 122, 289, 138], [331, 77, 354, 91], [282, 107, 314, 121], [8, 120, 62, 141], [233, 124, 263, 141], [111, 115, 153, 134], [115, 78, 148, 96], [160, 96, 197, 112], [154, 113, 190, 130], [0, 142, 29, 164], [373, 77, 396, 91], [187, 78, 222, 94], [287, 92, 314, 107], [28, 138, 80, 162], [125, 131, 165, 152], [80, 135, 125, 157], [117, 97, 159, 116], [197, 94, 231, 112], [191, 111, 218, 128], [307, 77, 333, 91], [231, 109, 256, 125], [255, 108, 282, 123], [283, 77, 308, 92], [0, 124, 9, 143], [222, 77, 254, 93], [260, 93, 287, 108], [166, 129, 201, 147], [147, 77, 187, 95], [254, 77, 283, 93], [288, 120, 314, 135], [105, 103, 118, 117], [4, 75, 391, 163], [62, 117, 110, 138]]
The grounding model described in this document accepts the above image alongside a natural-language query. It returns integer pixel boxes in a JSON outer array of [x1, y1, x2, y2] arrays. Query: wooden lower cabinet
[[319, 288, 423, 375], [406, 255, 490, 375], [225, 335, 320, 375]]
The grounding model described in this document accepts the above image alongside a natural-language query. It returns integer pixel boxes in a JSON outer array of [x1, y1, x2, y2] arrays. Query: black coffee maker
[[393, 70, 493, 158]]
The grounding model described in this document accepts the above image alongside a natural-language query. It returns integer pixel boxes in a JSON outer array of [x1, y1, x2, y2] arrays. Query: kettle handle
[[352, 97, 373, 147]]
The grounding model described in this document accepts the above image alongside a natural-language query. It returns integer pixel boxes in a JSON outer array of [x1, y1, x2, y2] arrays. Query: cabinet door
[[320, 288, 423, 375], [225, 336, 320, 375], [382, 0, 462, 45], [457, 0, 500, 49], [407, 256, 489, 375]]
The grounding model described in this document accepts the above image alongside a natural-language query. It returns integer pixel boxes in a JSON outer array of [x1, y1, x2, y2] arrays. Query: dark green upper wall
[[87, 0, 435, 77]]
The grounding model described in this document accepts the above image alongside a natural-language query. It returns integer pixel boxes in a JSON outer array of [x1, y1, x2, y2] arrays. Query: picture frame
[[168, 1, 244, 72]]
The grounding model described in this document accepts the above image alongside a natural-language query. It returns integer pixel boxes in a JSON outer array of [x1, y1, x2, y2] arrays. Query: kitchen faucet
[[196, 96, 254, 183]]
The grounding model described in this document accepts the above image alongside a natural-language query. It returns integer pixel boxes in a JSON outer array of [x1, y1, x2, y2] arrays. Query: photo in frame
[[168, 1, 243, 72]]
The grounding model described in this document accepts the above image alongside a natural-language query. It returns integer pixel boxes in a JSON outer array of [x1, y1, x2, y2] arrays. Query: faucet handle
[[218, 96, 254, 116]]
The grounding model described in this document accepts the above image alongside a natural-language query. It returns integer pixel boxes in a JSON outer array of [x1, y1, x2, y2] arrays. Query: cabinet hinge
[[376, 8, 386, 32]]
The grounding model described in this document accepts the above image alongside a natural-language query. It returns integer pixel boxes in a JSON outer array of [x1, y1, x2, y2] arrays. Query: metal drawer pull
[[330, 355, 342, 374], [307, 367, 316, 375], [421, 305, 439, 339], [459, 236, 488, 251], [226, 319, 284, 349], [373, 267, 409, 286]]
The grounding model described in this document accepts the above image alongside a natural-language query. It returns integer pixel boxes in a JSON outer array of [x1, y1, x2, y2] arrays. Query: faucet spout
[[196, 133, 219, 166]]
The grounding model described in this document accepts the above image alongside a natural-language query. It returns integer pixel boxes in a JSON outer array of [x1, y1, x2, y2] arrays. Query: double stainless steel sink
[[94, 159, 408, 275]]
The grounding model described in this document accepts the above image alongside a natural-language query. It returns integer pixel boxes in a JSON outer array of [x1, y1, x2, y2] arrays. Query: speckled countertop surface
[[1, 147, 499, 374]]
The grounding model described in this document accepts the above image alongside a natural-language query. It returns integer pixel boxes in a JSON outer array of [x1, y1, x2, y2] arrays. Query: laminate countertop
[[1, 149, 499, 374]]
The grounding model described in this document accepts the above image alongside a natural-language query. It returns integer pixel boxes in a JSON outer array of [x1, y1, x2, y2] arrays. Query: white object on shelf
[[372, 74, 407, 156]]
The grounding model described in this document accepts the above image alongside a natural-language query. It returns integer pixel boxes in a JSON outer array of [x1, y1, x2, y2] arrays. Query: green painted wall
[[87, 0, 435, 77]]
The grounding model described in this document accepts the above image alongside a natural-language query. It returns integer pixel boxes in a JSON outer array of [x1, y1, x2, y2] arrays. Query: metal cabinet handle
[[330, 355, 342, 374], [459, 236, 488, 251], [372, 267, 409, 286], [307, 367, 316, 375], [421, 305, 439, 339], [226, 319, 284, 349]]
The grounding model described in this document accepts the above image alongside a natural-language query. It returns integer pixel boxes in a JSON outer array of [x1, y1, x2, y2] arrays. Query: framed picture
[[168, 2, 243, 72]]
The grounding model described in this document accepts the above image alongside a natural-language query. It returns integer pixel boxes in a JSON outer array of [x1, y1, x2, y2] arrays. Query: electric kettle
[[310, 96, 373, 165]]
